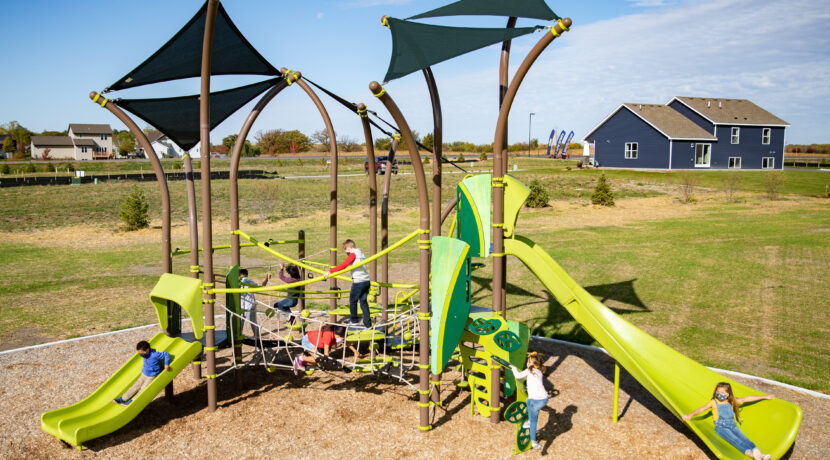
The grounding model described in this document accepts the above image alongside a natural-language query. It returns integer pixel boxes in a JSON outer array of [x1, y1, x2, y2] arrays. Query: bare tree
[[678, 171, 699, 203], [764, 171, 785, 200], [722, 172, 740, 202]]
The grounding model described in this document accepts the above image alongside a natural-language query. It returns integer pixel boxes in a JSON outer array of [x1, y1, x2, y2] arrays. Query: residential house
[[138, 131, 201, 159], [30, 123, 114, 161], [584, 97, 788, 170]]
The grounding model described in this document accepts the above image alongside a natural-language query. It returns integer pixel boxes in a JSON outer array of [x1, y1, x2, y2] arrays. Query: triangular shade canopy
[[116, 77, 281, 151], [106, 2, 278, 92], [409, 0, 559, 20], [384, 17, 541, 82]]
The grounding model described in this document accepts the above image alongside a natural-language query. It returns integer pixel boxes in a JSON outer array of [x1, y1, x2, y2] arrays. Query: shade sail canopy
[[409, 0, 559, 20], [384, 17, 542, 81], [116, 78, 281, 151], [106, 2, 279, 92]]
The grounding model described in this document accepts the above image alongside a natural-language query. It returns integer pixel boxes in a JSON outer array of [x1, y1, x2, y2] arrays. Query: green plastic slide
[[504, 235, 802, 460], [41, 332, 202, 448]]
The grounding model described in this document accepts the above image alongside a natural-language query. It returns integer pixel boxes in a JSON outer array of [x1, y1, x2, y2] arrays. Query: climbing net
[[215, 294, 421, 389]]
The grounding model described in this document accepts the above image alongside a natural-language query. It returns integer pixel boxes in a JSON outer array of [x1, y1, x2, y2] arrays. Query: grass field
[[0, 159, 828, 392]]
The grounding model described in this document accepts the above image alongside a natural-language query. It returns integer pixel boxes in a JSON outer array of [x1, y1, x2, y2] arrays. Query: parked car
[[364, 155, 398, 174]]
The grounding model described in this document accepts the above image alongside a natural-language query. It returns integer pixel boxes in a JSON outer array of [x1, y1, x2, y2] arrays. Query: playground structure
[[40, 1, 803, 458]]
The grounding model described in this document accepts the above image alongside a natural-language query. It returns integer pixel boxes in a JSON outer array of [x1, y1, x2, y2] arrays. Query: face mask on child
[[715, 392, 729, 401]]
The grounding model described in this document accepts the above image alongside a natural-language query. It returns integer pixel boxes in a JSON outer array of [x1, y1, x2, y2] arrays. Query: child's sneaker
[[293, 356, 301, 375], [112, 398, 128, 406], [522, 420, 530, 429], [531, 441, 541, 450]]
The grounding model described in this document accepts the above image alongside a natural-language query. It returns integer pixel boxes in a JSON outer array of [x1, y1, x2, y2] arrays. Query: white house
[[143, 131, 201, 159]]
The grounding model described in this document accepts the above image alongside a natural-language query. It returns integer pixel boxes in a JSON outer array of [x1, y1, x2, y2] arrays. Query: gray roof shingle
[[673, 97, 789, 126], [31, 136, 74, 147], [68, 123, 112, 134], [623, 104, 717, 140]]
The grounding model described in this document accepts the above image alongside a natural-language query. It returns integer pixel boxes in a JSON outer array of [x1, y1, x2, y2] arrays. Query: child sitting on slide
[[294, 325, 359, 374], [683, 382, 775, 460], [510, 351, 549, 450], [112, 340, 170, 406]]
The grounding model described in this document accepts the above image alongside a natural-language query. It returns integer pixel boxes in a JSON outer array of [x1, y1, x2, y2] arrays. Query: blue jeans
[[715, 421, 756, 454], [349, 281, 372, 328], [275, 297, 298, 313], [301, 335, 316, 352], [527, 397, 548, 443]]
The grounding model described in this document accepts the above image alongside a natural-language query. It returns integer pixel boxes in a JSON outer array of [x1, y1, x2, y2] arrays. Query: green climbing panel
[[456, 174, 491, 258], [430, 236, 472, 374]]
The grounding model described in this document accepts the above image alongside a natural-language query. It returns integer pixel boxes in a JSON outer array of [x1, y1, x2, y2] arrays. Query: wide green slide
[[504, 234, 802, 459], [41, 332, 202, 448]]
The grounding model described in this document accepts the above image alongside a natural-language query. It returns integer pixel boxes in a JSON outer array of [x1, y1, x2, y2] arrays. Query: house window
[[728, 157, 741, 169], [80, 146, 88, 153], [762, 157, 775, 169], [762, 128, 771, 145], [695, 144, 711, 167], [731, 127, 740, 144], [624, 142, 638, 159], [100, 134, 108, 140]]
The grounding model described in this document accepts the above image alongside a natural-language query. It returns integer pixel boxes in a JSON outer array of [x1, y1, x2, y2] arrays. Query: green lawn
[[0, 163, 828, 392]]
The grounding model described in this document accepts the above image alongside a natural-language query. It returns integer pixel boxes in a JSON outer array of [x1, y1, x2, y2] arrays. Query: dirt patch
[[0, 327, 56, 352]]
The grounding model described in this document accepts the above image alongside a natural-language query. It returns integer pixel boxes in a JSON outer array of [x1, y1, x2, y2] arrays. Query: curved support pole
[[357, 104, 378, 285], [182, 153, 201, 380], [491, 18, 571, 423], [370, 81, 432, 432], [230, 77, 295, 268], [422, 65, 443, 410], [89, 93, 172, 275], [441, 197, 457, 228], [282, 68, 339, 314], [500, 17, 517, 173], [200, 0, 220, 413], [380, 134, 400, 324]]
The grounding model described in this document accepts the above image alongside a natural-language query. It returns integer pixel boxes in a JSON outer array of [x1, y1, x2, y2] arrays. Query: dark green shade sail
[[116, 77, 282, 151], [384, 17, 542, 82], [106, 2, 279, 92], [408, 0, 559, 20]]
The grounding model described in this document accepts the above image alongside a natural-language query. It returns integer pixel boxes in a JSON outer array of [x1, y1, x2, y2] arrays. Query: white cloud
[[316, 12, 324, 19], [412, 0, 830, 144]]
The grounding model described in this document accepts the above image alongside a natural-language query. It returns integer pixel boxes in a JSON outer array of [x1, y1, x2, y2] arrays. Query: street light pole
[[528, 112, 535, 156]]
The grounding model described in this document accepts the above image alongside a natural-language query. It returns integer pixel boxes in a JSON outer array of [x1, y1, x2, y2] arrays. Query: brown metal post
[[183, 153, 202, 380], [380, 135, 399, 324], [358, 104, 378, 284], [491, 18, 572, 424], [279, 68, 338, 316], [370, 81, 431, 432], [298, 230, 306, 311], [230, 78, 293, 268], [492, 17, 517, 422], [422, 66, 443, 408], [89, 93, 175, 400], [200, 0, 220, 413]]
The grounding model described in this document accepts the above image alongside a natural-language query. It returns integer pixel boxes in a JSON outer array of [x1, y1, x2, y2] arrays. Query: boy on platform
[[325, 239, 372, 328]]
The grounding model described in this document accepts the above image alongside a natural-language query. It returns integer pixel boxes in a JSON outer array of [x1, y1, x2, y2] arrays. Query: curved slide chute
[[504, 234, 802, 460], [41, 332, 202, 448]]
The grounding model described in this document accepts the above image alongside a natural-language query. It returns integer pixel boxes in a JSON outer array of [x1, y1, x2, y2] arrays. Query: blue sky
[[1, 0, 828, 145]]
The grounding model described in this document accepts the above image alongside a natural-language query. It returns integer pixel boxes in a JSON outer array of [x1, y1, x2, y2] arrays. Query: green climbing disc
[[470, 318, 500, 335], [505, 401, 528, 424], [494, 330, 522, 351], [516, 427, 531, 452]]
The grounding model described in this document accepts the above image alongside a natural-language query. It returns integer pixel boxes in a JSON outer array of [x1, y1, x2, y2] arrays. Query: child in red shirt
[[294, 325, 359, 373]]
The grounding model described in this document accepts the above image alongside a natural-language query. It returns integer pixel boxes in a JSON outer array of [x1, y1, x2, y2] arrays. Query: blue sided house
[[584, 97, 789, 170]]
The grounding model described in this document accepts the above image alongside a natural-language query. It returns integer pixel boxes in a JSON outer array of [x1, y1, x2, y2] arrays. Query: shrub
[[119, 186, 150, 231], [457, 152, 465, 162], [525, 179, 550, 208], [480, 151, 488, 161], [172, 161, 182, 170], [296, 158, 304, 166], [275, 159, 284, 167], [591, 174, 615, 206], [62, 162, 74, 172], [678, 171, 698, 203], [319, 157, 327, 166], [0, 164, 9, 174], [423, 155, 430, 164], [24, 163, 36, 173], [42, 163, 55, 172], [723, 172, 740, 202], [764, 171, 785, 200]]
